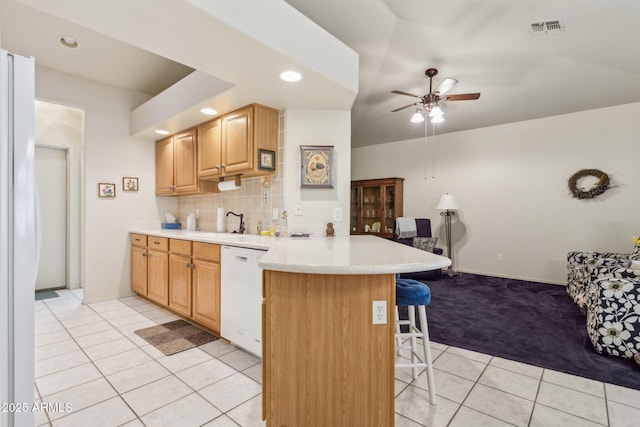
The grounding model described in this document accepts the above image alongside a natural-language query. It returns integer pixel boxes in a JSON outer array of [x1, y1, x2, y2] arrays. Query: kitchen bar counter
[[260, 234, 450, 274], [129, 228, 451, 274]]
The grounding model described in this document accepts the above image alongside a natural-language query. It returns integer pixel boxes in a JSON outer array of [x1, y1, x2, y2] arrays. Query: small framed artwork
[[300, 145, 334, 188], [258, 149, 276, 171], [122, 177, 139, 192], [98, 183, 116, 198]]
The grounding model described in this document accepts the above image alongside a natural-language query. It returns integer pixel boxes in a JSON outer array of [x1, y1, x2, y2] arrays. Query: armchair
[[567, 245, 640, 309], [585, 264, 640, 365], [394, 218, 443, 281]]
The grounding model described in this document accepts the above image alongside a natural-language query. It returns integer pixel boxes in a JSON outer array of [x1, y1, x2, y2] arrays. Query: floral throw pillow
[[413, 237, 438, 253], [586, 267, 640, 363]]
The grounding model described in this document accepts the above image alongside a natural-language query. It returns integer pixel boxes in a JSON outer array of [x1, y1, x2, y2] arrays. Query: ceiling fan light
[[430, 115, 445, 124], [429, 105, 443, 117], [410, 110, 425, 123]]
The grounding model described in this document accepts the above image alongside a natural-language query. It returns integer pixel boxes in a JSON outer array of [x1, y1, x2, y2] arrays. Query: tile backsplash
[[177, 174, 284, 235]]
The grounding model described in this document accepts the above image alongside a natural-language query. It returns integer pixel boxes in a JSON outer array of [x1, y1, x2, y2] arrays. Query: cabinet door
[[147, 249, 169, 306], [131, 245, 148, 295], [222, 107, 252, 173], [155, 137, 174, 195], [169, 253, 192, 317], [192, 259, 221, 332], [173, 129, 198, 194], [197, 119, 223, 178]]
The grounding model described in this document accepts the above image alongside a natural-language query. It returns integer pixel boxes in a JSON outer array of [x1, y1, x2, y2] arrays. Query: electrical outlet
[[294, 202, 303, 216], [497, 253, 503, 262], [195, 209, 199, 219], [333, 207, 343, 222], [272, 207, 279, 220], [372, 300, 387, 325]]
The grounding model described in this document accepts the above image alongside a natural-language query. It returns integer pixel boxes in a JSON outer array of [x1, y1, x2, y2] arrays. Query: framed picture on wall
[[258, 149, 276, 171], [98, 183, 116, 198], [122, 177, 139, 192], [300, 145, 334, 188]]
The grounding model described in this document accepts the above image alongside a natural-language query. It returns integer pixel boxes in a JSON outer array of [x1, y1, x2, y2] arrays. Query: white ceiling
[[2, 0, 640, 147]]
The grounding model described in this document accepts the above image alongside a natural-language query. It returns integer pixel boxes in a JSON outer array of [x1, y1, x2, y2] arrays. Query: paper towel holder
[[218, 174, 242, 192]]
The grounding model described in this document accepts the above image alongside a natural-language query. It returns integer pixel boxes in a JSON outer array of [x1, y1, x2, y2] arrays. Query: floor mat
[[35, 290, 59, 301], [134, 319, 219, 356]]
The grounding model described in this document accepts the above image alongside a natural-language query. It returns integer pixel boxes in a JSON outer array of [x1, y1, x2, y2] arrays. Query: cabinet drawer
[[193, 242, 220, 261], [130, 233, 147, 247], [148, 236, 169, 251], [170, 239, 192, 256]]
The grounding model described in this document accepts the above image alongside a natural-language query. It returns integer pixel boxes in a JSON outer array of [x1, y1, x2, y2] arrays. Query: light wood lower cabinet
[[191, 242, 221, 331], [169, 253, 193, 317], [147, 246, 169, 306], [130, 234, 221, 333]]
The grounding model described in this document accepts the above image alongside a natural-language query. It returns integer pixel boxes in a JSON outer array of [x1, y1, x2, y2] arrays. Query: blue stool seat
[[396, 278, 431, 306], [394, 274, 437, 404]]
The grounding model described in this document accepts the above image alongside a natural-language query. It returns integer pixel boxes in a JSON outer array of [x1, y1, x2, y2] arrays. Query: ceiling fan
[[391, 68, 480, 123]]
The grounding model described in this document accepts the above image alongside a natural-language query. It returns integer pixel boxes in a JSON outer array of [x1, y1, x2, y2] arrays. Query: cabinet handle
[[134, 238, 141, 242], [142, 253, 148, 257], [153, 241, 160, 245]]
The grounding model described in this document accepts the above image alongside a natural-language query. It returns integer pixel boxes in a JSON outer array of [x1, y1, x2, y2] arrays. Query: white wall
[[35, 67, 177, 303], [352, 102, 640, 284], [282, 110, 351, 236]]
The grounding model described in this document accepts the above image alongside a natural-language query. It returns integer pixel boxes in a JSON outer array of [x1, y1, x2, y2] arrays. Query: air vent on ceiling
[[530, 19, 564, 35]]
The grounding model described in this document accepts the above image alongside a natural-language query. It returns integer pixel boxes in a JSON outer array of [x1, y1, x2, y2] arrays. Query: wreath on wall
[[568, 169, 610, 199]]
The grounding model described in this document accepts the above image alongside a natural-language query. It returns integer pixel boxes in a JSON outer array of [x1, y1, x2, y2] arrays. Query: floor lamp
[[436, 193, 460, 276]]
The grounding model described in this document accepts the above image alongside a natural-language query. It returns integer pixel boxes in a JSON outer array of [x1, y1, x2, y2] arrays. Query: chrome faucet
[[226, 211, 245, 234]]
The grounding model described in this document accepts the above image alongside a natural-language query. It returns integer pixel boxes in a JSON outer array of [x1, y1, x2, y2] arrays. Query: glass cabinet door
[[383, 185, 395, 234], [350, 186, 358, 233], [362, 186, 381, 233]]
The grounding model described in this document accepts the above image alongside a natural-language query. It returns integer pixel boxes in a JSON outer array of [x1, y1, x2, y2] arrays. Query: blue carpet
[[414, 273, 640, 390]]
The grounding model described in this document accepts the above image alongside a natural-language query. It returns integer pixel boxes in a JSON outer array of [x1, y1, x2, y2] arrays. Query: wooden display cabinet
[[350, 177, 404, 238]]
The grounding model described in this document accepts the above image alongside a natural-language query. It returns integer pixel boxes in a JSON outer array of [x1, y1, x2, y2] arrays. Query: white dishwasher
[[220, 245, 266, 357]]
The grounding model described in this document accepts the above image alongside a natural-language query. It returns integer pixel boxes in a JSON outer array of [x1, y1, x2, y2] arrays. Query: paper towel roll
[[216, 206, 225, 232]]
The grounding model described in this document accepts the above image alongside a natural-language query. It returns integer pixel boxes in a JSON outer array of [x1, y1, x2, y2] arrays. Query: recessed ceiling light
[[280, 70, 302, 82], [200, 108, 218, 115], [58, 35, 79, 49], [155, 129, 170, 135]]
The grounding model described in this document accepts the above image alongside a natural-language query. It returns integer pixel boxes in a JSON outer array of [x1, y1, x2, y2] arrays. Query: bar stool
[[395, 276, 437, 404]]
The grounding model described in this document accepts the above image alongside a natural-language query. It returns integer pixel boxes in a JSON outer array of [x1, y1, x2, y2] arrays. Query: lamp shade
[[436, 193, 460, 210]]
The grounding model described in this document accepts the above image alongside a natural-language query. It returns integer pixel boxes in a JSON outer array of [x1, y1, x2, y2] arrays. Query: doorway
[[34, 146, 68, 290]]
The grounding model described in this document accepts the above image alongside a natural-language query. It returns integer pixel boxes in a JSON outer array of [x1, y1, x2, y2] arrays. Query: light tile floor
[[33, 289, 640, 426]]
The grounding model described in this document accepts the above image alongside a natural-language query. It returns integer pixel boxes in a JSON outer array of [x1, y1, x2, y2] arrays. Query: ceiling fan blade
[[442, 93, 481, 101], [391, 90, 421, 98], [435, 77, 458, 95], [391, 102, 418, 112]]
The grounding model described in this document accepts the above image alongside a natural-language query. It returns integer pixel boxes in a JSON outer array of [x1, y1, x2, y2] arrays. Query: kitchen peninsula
[[260, 235, 450, 427], [129, 229, 450, 426]]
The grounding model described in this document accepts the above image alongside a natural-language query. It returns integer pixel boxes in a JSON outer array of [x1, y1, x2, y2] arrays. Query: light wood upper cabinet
[[197, 119, 223, 178], [197, 104, 279, 180], [155, 129, 217, 196], [155, 137, 175, 196]]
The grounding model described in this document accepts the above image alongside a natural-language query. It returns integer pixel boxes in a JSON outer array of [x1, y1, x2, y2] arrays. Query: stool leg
[[408, 305, 418, 380], [395, 306, 401, 356], [418, 305, 437, 404]]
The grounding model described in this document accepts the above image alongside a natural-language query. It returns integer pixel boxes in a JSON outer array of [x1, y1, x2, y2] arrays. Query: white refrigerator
[[0, 50, 37, 427]]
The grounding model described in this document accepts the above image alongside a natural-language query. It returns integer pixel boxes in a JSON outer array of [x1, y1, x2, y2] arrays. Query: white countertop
[[130, 228, 273, 251], [259, 235, 450, 275], [129, 228, 451, 275]]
